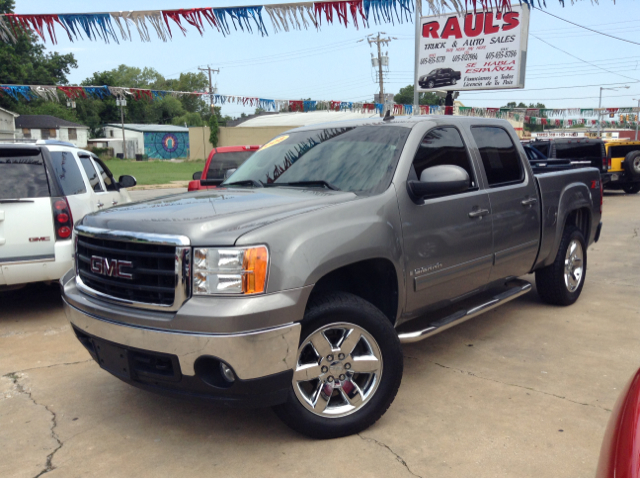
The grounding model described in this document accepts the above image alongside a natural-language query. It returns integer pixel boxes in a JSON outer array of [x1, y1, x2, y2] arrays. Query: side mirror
[[224, 168, 237, 180], [193, 171, 202, 180], [408, 165, 469, 200], [118, 175, 137, 188]]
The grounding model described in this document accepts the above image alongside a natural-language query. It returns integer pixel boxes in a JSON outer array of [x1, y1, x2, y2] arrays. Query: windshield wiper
[[264, 181, 340, 191], [221, 180, 263, 188], [0, 199, 35, 203]]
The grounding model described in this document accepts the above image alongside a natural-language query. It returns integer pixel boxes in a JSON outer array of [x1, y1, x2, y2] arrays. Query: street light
[[598, 85, 629, 138], [634, 98, 640, 141]]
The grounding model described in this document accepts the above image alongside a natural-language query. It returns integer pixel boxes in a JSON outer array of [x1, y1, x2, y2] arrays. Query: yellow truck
[[604, 140, 640, 194]]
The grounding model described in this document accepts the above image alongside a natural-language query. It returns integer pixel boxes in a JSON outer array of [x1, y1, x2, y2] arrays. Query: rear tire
[[273, 292, 403, 439], [535, 226, 587, 306], [623, 183, 640, 194]]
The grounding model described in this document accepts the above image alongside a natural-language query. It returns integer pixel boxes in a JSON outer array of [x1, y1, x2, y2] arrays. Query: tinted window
[[50, 151, 87, 196], [207, 151, 255, 179], [532, 141, 549, 156], [609, 145, 640, 158], [79, 157, 104, 192], [471, 127, 524, 186], [0, 150, 50, 199], [93, 157, 117, 191], [225, 126, 410, 194], [411, 127, 475, 189], [555, 142, 602, 159]]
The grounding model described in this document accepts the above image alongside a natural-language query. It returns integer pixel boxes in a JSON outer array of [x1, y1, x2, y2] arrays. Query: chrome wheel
[[634, 157, 640, 174], [564, 239, 584, 292], [293, 322, 383, 418]]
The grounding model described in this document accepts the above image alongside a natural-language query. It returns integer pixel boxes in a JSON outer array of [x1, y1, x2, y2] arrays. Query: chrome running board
[[397, 279, 532, 344]]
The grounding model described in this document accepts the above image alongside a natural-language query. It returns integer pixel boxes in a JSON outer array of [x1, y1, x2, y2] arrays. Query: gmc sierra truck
[[61, 116, 603, 439]]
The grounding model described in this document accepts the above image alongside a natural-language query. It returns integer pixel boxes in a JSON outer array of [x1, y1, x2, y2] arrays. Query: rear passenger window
[[79, 156, 104, 192], [207, 151, 255, 179], [471, 127, 524, 187], [49, 151, 87, 196], [411, 127, 476, 189]]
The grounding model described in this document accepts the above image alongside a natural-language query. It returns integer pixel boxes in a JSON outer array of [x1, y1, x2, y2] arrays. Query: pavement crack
[[8, 359, 93, 375], [431, 361, 611, 412], [358, 433, 422, 478], [3, 373, 63, 477]]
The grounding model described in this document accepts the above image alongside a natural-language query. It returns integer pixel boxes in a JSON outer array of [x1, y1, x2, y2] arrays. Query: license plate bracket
[[93, 339, 131, 380]]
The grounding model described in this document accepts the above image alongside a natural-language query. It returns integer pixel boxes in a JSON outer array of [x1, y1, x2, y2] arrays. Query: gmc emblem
[[90, 255, 133, 279]]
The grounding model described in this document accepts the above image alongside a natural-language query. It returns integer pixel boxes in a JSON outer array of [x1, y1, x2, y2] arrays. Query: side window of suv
[[79, 156, 104, 192], [471, 126, 524, 187], [49, 151, 87, 195], [93, 157, 118, 192], [410, 127, 476, 191]]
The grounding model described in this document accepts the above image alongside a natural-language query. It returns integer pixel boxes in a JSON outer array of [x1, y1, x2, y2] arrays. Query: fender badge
[[29, 237, 51, 242]]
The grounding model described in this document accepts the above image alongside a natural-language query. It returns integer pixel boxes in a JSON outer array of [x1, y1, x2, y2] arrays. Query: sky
[[13, 0, 640, 118]]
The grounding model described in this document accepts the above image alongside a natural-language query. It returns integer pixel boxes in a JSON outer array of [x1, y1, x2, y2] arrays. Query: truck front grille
[[75, 226, 191, 311]]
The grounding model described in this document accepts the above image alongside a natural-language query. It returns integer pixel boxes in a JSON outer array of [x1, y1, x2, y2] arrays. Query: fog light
[[220, 362, 235, 383]]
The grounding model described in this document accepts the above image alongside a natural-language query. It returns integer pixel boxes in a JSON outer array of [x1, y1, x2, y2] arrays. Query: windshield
[[207, 150, 255, 179], [555, 142, 602, 159], [222, 125, 410, 195]]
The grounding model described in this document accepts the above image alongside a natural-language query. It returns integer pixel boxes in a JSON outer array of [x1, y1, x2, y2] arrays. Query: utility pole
[[360, 33, 396, 117], [116, 98, 127, 159], [198, 65, 219, 113]]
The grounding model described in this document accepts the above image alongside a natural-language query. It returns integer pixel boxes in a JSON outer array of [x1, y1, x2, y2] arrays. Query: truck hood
[[80, 187, 358, 245]]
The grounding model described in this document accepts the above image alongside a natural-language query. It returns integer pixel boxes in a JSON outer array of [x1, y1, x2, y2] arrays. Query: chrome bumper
[[63, 300, 301, 380]]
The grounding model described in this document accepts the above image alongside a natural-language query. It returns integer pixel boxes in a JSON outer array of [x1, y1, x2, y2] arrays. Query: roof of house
[[0, 106, 18, 117], [235, 111, 380, 128], [105, 123, 189, 133], [15, 115, 88, 129]]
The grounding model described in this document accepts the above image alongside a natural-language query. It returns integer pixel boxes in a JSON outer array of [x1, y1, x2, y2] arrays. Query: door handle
[[112, 200, 118, 206], [97, 202, 104, 208], [521, 198, 538, 207], [468, 208, 490, 218]]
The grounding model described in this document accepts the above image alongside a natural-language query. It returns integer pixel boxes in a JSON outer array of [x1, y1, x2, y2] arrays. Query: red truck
[[188, 145, 260, 191]]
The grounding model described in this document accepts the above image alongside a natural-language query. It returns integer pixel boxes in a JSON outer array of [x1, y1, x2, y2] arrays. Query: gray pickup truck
[[61, 116, 603, 439]]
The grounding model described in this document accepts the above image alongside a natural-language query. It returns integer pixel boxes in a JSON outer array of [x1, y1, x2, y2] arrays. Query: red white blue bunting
[[1, 0, 469, 45]]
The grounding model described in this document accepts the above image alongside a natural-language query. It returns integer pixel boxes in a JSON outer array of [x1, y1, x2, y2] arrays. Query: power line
[[531, 35, 640, 84], [463, 81, 635, 95], [535, 9, 640, 46]]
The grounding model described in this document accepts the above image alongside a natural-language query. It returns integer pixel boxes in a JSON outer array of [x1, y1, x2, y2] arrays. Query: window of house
[[68, 128, 77, 140], [471, 126, 524, 187], [40, 129, 49, 140], [109, 130, 114, 138], [410, 127, 476, 190], [22, 128, 31, 139]]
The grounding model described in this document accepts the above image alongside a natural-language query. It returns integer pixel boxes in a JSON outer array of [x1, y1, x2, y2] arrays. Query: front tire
[[273, 292, 403, 439], [535, 226, 587, 306], [427, 80, 435, 89]]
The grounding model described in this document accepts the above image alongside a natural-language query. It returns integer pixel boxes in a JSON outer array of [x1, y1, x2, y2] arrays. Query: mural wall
[[144, 132, 189, 159]]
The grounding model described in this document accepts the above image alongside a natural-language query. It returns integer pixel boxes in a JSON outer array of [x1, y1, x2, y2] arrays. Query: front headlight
[[192, 246, 268, 295]]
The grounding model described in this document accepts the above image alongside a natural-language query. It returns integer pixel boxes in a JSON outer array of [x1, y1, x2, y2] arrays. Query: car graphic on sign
[[419, 68, 462, 89]]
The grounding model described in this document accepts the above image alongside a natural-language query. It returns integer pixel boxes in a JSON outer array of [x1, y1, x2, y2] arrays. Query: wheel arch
[[306, 258, 400, 326]]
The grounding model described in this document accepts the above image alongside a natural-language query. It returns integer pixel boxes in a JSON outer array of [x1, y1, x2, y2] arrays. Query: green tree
[[394, 85, 444, 106], [209, 113, 219, 148], [0, 0, 77, 112]]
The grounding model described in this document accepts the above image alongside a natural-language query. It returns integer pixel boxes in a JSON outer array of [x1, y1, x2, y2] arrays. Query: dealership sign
[[416, 5, 530, 92]]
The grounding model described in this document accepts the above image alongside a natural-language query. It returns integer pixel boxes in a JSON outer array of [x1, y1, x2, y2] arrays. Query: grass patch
[[103, 158, 206, 186]]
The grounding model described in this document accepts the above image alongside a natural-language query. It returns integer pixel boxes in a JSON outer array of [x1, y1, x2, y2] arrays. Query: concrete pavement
[[1, 192, 638, 477]]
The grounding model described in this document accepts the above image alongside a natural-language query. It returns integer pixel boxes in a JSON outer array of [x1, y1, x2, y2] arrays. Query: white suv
[[0, 141, 135, 289]]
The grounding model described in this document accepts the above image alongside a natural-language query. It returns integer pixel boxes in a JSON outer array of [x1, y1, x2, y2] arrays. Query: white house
[[103, 124, 190, 159], [14, 115, 89, 147], [0, 106, 18, 140]]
